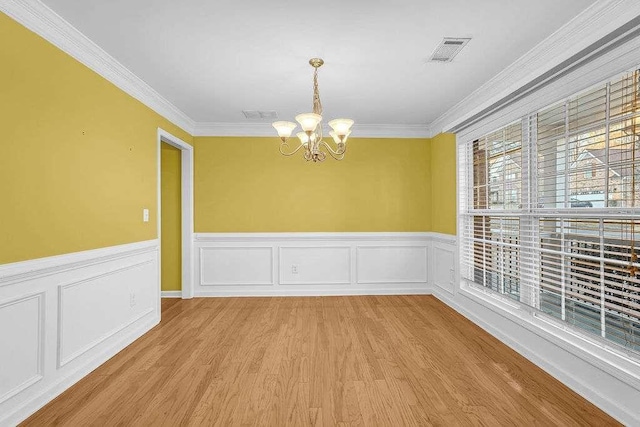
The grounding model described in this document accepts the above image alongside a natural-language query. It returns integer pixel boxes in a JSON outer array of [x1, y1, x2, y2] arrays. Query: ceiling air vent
[[429, 37, 471, 63], [258, 110, 278, 119], [242, 110, 278, 119]]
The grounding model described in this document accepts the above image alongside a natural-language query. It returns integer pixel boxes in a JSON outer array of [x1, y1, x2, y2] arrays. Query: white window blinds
[[460, 68, 640, 353]]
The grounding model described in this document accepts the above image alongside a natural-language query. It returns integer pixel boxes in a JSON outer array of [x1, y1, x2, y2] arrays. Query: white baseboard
[[432, 286, 640, 425], [0, 240, 160, 426], [161, 291, 182, 298], [195, 287, 433, 297]]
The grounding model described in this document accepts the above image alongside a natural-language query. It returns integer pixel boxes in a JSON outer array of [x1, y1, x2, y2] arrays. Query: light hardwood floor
[[23, 296, 618, 426]]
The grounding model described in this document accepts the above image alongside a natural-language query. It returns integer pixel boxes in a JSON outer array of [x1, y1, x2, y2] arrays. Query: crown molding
[[192, 123, 275, 137], [10, 0, 635, 141], [193, 122, 432, 138], [427, 0, 640, 137], [353, 124, 432, 138], [0, 0, 196, 134]]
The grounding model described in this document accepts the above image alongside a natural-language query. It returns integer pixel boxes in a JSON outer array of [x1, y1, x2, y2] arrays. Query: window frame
[[459, 67, 640, 359]]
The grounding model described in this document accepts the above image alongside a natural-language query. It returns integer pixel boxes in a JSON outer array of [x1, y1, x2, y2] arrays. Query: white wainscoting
[[0, 240, 159, 426], [194, 232, 456, 297]]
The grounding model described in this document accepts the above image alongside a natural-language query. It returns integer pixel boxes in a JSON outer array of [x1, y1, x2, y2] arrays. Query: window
[[460, 69, 640, 353], [584, 162, 594, 179]]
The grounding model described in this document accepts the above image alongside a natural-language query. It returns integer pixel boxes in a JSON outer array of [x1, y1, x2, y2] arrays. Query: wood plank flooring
[[23, 296, 618, 426]]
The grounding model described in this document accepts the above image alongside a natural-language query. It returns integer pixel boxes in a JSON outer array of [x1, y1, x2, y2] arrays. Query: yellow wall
[[0, 12, 192, 264], [194, 137, 432, 232], [430, 133, 457, 235], [160, 144, 182, 291]]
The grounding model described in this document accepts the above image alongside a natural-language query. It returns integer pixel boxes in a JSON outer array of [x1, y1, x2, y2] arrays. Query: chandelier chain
[[313, 67, 323, 116]]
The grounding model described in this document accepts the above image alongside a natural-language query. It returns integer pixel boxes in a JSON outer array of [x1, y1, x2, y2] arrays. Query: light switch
[[143, 208, 149, 222]]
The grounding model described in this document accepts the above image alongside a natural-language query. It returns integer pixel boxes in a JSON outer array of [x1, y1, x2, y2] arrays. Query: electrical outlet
[[142, 209, 149, 223], [292, 264, 298, 274], [129, 292, 136, 307]]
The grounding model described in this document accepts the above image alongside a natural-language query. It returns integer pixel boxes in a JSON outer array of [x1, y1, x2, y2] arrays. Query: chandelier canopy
[[272, 58, 354, 162]]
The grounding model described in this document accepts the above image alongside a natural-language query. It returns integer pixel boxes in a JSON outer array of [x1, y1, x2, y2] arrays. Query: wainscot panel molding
[[0, 240, 160, 426], [194, 232, 453, 297], [432, 240, 457, 295], [200, 247, 274, 286], [356, 246, 428, 284], [0, 292, 44, 406], [279, 247, 351, 286]]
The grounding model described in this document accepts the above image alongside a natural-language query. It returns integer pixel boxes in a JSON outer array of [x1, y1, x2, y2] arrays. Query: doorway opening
[[157, 128, 194, 302], [161, 142, 181, 295]]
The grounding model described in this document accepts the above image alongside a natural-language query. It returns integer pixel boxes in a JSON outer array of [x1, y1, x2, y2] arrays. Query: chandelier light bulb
[[328, 118, 354, 136], [329, 131, 339, 144], [330, 130, 351, 144], [272, 121, 297, 139], [296, 131, 310, 145], [295, 113, 322, 133], [342, 130, 351, 143]]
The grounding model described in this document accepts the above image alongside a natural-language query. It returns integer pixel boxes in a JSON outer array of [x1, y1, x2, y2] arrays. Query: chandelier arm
[[319, 139, 346, 156], [279, 142, 305, 157], [319, 140, 346, 160]]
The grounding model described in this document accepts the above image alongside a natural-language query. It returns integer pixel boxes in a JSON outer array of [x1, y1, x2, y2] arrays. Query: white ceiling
[[40, 0, 596, 127]]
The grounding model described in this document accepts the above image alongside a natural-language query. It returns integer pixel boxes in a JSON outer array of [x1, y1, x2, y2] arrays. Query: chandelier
[[272, 58, 354, 162]]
